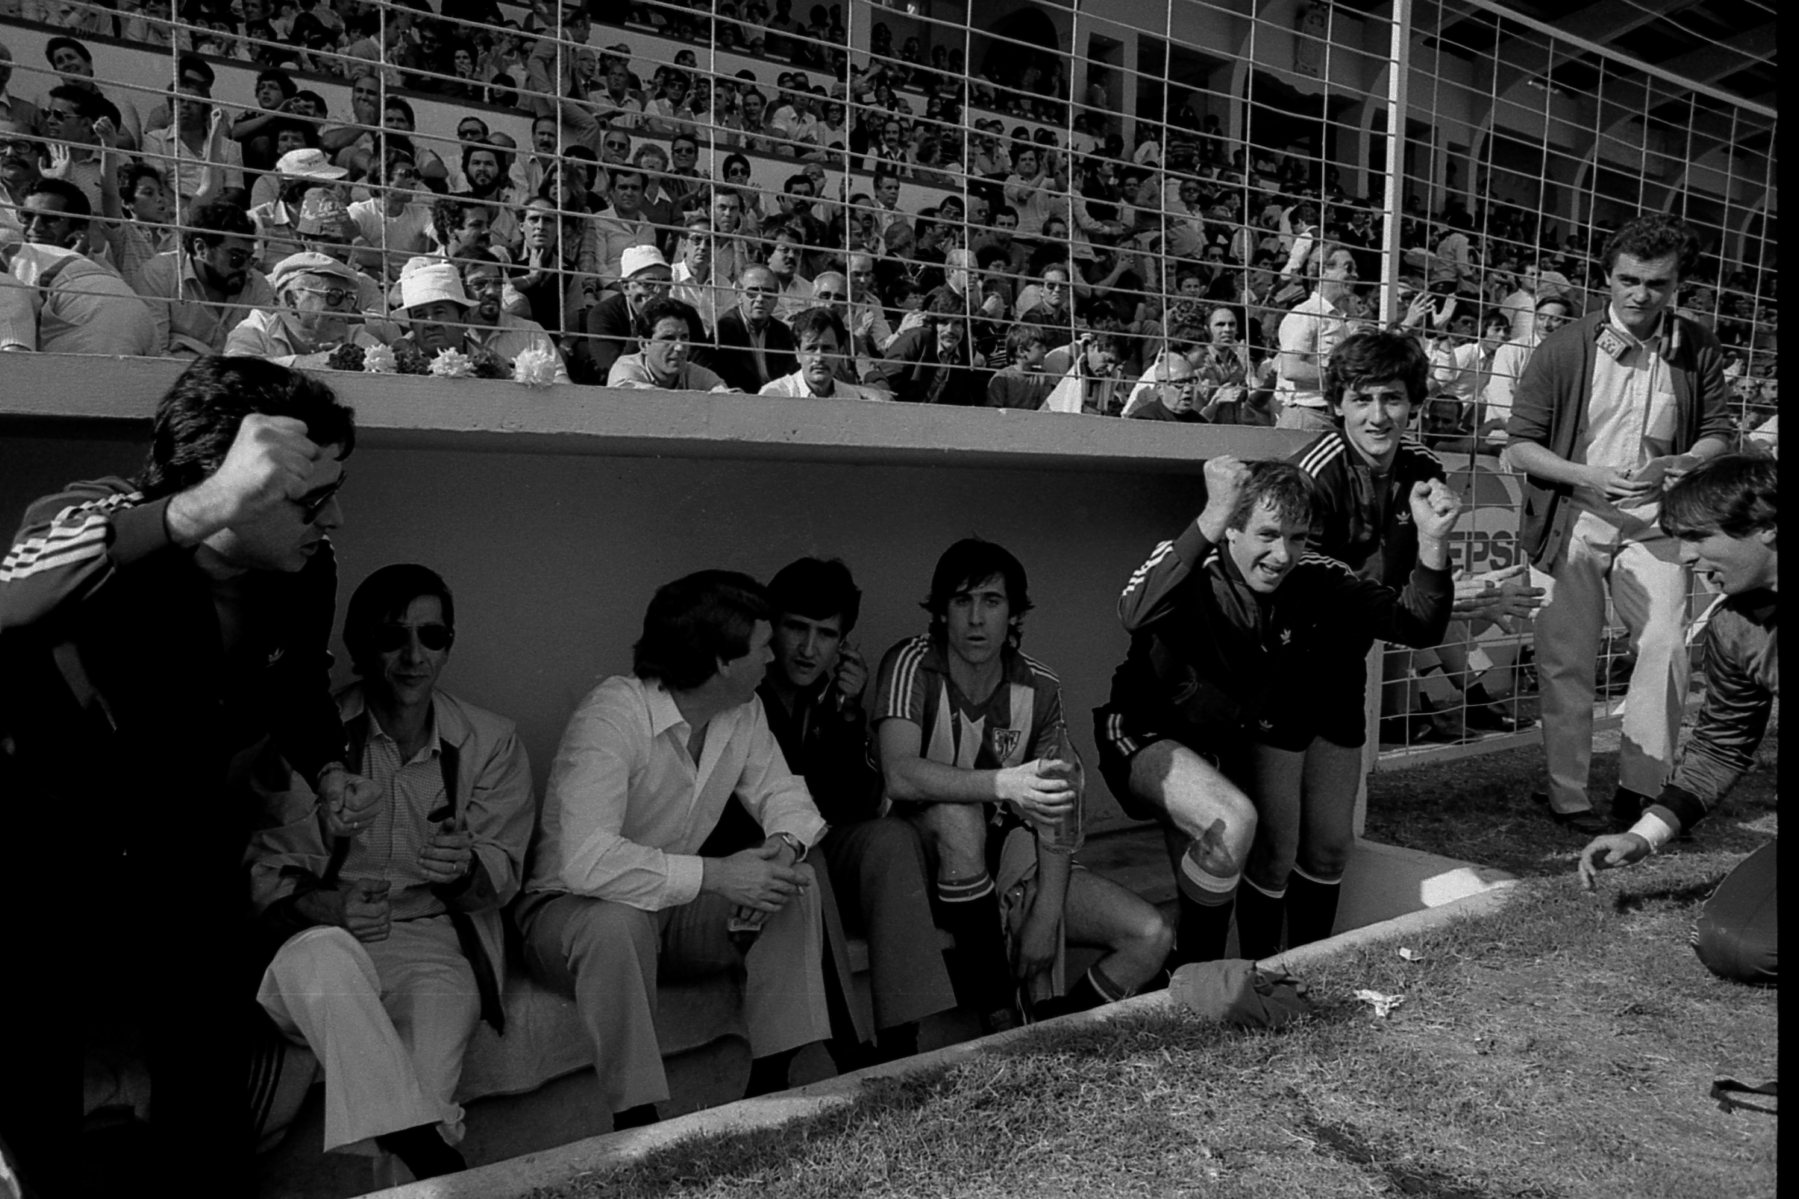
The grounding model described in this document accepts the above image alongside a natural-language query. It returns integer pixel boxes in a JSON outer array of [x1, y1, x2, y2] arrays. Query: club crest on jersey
[[989, 727, 1025, 761]]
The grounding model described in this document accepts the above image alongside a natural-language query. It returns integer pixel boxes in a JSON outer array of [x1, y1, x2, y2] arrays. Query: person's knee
[[856, 817, 929, 878], [562, 900, 657, 970], [1296, 841, 1351, 880], [917, 804, 987, 876], [269, 926, 372, 1001], [1693, 922, 1778, 986]]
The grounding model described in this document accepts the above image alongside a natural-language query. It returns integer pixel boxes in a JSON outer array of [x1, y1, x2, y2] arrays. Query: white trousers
[[257, 918, 480, 1153], [1531, 506, 1690, 813]]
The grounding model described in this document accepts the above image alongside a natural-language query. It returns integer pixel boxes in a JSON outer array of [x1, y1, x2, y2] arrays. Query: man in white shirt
[[759, 308, 883, 400], [139, 55, 243, 202], [594, 167, 658, 287], [347, 152, 433, 283], [0, 179, 155, 355], [763, 220, 815, 320], [1274, 242, 1359, 431], [516, 571, 833, 1129], [1479, 294, 1572, 449], [670, 206, 728, 338]]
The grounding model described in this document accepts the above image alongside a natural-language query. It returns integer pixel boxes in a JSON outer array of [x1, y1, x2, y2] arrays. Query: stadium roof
[[1398, 0, 1777, 111]]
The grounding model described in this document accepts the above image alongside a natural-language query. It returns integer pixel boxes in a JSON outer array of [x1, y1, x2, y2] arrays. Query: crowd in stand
[[0, 0, 1779, 445]]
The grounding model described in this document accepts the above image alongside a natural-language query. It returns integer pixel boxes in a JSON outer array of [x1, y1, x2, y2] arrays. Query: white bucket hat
[[398, 261, 472, 313]]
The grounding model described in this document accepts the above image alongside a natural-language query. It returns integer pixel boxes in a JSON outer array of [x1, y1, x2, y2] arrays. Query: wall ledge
[[0, 353, 1308, 471]]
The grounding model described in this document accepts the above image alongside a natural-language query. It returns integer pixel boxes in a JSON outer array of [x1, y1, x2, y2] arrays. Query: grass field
[[531, 727, 1779, 1199]]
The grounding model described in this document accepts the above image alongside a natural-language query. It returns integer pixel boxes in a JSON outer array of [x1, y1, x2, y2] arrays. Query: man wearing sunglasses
[[1, 356, 377, 1194], [225, 249, 393, 367], [247, 563, 535, 1182], [136, 199, 276, 356]]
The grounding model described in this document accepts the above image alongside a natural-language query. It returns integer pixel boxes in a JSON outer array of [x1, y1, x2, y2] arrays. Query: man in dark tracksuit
[[756, 557, 956, 1064], [1094, 455, 1460, 965], [0, 357, 377, 1195], [1579, 454, 1777, 985], [1275, 331, 1449, 956]]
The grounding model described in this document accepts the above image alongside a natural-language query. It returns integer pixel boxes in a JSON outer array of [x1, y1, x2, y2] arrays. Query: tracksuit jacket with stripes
[[1107, 516, 1456, 754]]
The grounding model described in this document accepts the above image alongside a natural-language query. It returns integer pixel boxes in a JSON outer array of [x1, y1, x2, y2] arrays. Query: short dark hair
[[636, 296, 703, 339], [46, 83, 105, 122], [138, 358, 355, 501], [1601, 213, 1699, 278], [922, 538, 1031, 646], [790, 305, 848, 347], [1324, 330, 1429, 410], [768, 557, 861, 633], [256, 69, 298, 100], [121, 163, 170, 204], [344, 563, 456, 676], [187, 200, 257, 250], [24, 178, 91, 223], [1225, 460, 1313, 533], [633, 570, 774, 690], [1659, 453, 1777, 541]]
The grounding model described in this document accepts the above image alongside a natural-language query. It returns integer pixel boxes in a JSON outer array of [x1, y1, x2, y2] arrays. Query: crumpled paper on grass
[[1354, 989, 1405, 1017]]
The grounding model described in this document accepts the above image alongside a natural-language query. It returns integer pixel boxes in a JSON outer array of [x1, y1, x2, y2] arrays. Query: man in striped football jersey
[[873, 539, 1172, 1031]]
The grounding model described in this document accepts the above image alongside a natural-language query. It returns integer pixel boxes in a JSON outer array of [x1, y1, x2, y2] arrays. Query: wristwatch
[[774, 832, 810, 863]]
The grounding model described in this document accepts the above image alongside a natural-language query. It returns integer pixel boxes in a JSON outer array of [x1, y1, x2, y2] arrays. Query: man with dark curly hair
[[1, 356, 378, 1193], [1505, 213, 1735, 834]]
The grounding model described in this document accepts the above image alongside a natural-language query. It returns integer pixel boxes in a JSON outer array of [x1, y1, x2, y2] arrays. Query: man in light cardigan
[[1505, 213, 1733, 834]]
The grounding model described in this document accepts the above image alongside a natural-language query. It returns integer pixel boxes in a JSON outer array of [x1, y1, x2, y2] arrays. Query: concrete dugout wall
[[0, 354, 1308, 830]]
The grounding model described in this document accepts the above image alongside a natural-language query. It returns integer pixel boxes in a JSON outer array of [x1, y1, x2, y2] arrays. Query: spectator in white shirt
[[1479, 294, 1572, 450], [763, 220, 815, 320], [594, 167, 658, 287], [515, 571, 828, 1129], [348, 151, 433, 283], [1, 179, 156, 355], [140, 56, 243, 202], [1274, 242, 1359, 430]]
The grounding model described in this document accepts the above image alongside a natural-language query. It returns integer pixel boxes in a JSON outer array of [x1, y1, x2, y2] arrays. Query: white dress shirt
[[527, 676, 825, 909]]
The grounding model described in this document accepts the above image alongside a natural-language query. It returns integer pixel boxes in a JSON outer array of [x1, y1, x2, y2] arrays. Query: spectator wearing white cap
[[594, 166, 658, 287], [251, 147, 348, 271], [0, 179, 157, 356], [223, 250, 391, 367], [573, 243, 670, 384]]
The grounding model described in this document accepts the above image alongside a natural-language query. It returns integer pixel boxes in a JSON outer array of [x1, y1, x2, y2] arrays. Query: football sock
[[374, 1124, 465, 1180], [1034, 963, 1130, 1019], [935, 873, 1011, 1013], [1235, 875, 1288, 962], [1175, 845, 1240, 964], [1285, 867, 1343, 947]]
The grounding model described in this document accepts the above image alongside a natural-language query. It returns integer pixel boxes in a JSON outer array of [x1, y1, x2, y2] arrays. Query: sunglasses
[[373, 623, 454, 653], [295, 473, 346, 523]]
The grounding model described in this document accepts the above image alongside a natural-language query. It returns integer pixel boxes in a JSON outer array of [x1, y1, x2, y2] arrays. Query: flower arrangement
[[512, 345, 562, 387], [323, 341, 527, 382]]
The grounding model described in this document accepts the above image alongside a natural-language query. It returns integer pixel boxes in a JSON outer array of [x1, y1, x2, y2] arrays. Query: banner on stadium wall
[[1438, 452, 1525, 576]]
